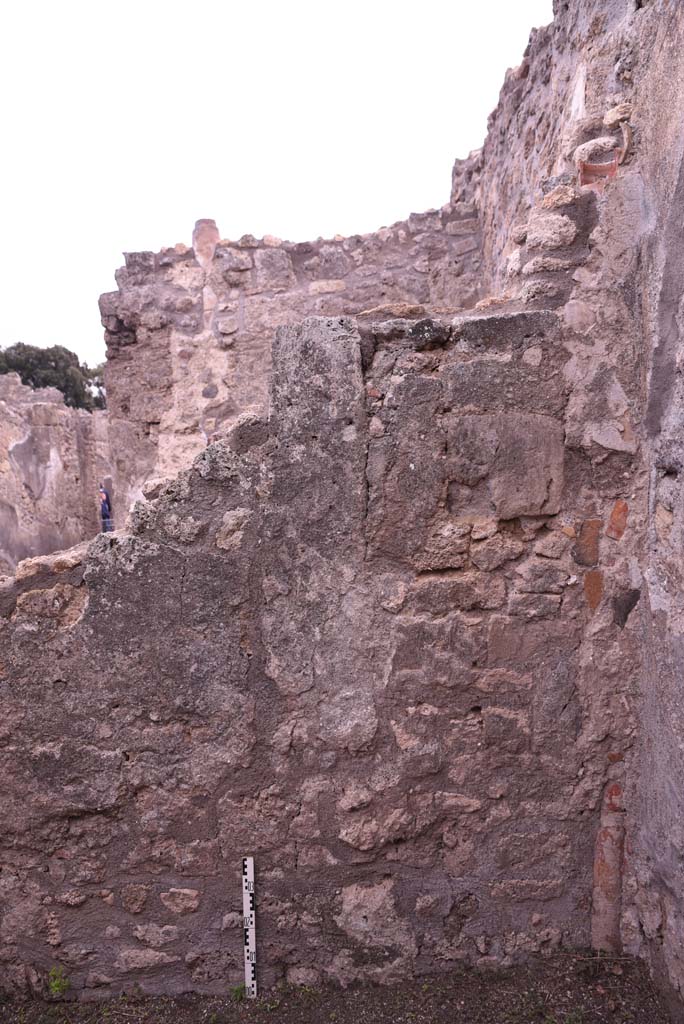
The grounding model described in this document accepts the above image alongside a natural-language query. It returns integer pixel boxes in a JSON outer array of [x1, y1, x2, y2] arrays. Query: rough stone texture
[[2, 168, 482, 566], [4, 0, 684, 1013], [100, 211, 482, 520], [452, 0, 643, 297], [0, 374, 108, 573], [0, 310, 635, 998]]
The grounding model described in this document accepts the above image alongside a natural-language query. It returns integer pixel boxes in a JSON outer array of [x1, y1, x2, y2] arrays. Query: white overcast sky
[[0, 0, 553, 365]]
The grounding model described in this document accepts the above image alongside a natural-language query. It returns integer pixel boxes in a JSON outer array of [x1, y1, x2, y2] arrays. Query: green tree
[[0, 343, 106, 410]]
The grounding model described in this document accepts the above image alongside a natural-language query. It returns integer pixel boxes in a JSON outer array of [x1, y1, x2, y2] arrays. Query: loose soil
[[0, 954, 672, 1024]]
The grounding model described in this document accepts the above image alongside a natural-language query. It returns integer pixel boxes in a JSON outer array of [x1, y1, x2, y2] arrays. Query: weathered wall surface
[[604, 0, 684, 1008], [5, 0, 684, 1010], [0, 311, 638, 997], [100, 206, 482, 520], [0, 374, 108, 574], [2, 190, 481, 565], [455, 0, 649, 295], [476, 0, 684, 1008]]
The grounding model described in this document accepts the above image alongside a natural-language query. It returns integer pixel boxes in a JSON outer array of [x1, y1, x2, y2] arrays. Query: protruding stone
[[334, 881, 417, 957], [534, 531, 569, 558], [603, 102, 632, 128], [525, 211, 577, 250], [160, 889, 201, 915], [121, 885, 150, 914], [471, 533, 525, 571], [133, 923, 179, 947], [541, 184, 581, 209], [574, 136, 620, 167], [115, 949, 180, 971], [308, 279, 347, 294], [192, 219, 220, 268], [215, 508, 252, 551]]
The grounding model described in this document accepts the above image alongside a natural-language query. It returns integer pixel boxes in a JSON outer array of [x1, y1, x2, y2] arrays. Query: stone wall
[[100, 205, 482, 520], [0, 374, 108, 574], [5, 0, 684, 1011], [2, 184, 481, 566], [460, 0, 684, 1007], [0, 310, 636, 997], [607, 0, 684, 1008], [453, 0, 648, 296]]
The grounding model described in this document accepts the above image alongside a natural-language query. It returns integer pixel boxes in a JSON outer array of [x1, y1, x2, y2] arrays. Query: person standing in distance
[[99, 484, 113, 533]]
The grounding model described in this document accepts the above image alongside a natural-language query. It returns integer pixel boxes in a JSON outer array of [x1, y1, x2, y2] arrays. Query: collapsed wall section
[[99, 205, 482, 520], [0, 309, 639, 997]]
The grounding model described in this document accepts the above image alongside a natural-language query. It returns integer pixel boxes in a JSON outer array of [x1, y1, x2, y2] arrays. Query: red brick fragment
[[584, 570, 604, 611], [573, 519, 602, 566], [591, 777, 625, 953], [605, 782, 623, 812], [606, 499, 629, 540]]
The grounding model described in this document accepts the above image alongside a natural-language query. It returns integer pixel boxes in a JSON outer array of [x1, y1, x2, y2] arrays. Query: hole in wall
[[613, 588, 641, 628]]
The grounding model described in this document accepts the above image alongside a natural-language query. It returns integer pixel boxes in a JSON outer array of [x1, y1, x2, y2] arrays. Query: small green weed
[[47, 965, 70, 999], [231, 982, 246, 1002]]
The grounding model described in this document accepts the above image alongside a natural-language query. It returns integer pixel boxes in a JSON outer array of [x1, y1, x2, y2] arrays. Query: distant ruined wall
[[0, 374, 108, 573], [100, 206, 482, 519]]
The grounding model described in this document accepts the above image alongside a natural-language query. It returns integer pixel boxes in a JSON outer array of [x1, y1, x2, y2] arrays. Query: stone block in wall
[[408, 210, 442, 234], [254, 248, 296, 292], [445, 218, 479, 236], [442, 361, 567, 417], [308, 279, 347, 295], [299, 244, 352, 280], [525, 211, 578, 251], [365, 376, 445, 563], [446, 413, 564, 519]]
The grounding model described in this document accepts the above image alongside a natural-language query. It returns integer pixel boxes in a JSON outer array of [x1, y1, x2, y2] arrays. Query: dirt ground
[[0, 954, 673, 1024]]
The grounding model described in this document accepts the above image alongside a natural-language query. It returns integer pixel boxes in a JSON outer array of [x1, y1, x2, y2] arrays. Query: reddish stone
[[605, 782, 624, 812], [573, 519, 602, 566], [591, 780, 626, 953], [584, 570, 604, 611], [606, 499, 629, 540], [607, 751, 624, 764]]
